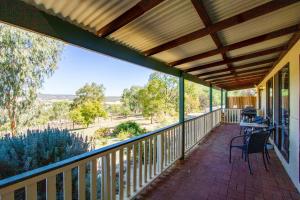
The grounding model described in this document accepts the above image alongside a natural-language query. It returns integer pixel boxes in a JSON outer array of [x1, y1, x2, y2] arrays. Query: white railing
[[223, 108, 242, 123], [0, 109, 221, 200], [222, 108, 264, 123]]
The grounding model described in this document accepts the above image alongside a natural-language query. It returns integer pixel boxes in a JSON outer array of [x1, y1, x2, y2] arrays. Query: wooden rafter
[[191, 0, 238, 82], [97, 0, 164, 37], [185, 45, 285, 72], [143, 0, 298, 56], [203, 66, 270, 81], [197, 58, 276, 77], [170, 25, 299, 66], [216, 77, 263, 86], [260, 29, 300, 82], [213, 74, 265, 84]]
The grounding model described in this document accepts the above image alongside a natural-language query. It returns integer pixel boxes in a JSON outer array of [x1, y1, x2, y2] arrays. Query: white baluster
[[78, 163, 86, 200], [26, 183, 37, 200], [47, 175, 56, 200], [63, 169, 72, 200]]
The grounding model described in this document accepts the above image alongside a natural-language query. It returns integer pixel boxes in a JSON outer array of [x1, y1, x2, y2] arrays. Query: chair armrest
[[230, 134, 251, 146]]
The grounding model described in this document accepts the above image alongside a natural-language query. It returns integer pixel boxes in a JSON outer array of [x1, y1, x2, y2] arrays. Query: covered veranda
[[141, 124, 299, 200], [0, 0, 300, 200]]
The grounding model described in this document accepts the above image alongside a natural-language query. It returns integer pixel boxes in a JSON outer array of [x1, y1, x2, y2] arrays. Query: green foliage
[[70, 100, 107, 127], [72, 82, 105, 107], [70, 83, 107, 127], [0, 129, 91, 179], [117, 131, 132, 140], [113, 121, 146, 137], [0, 23, 64, 134], [49, 101, 70, 121], [106, 104, 122, 116], [94, 127, 111, 139], [138, 79, 166, 123], [121, 86, 142, 114]]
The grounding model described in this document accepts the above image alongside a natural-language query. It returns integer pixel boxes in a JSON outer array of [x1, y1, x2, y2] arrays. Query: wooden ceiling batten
[[185, 45, 286, 73], [213, 74, 266, 84], [97, 0, 165, 37], [203, 66, 270, 81], [170, 25, 299, 66], [143, 0, 298, 56], [196, 58, 276, 77], [191, 0, 239, 83]]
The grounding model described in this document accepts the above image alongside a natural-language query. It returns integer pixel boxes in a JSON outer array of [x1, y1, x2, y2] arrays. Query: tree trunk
[[150, 115, 153, 124], [7, 108, 17, 135]]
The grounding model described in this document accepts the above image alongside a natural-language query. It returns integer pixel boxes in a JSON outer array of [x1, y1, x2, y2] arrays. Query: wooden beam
[[97, 0, 164, 37], [0, 0, 215, 88], [185, 45, 285, 72], [143, 0, 298, 55], [203, 66, 270, 80], [215, 76, 265, 84], [260, 29, 300, 83], [197, 58, 276, 77], [191, 0, 238, 81], [170, 25, 299, 66], [213, 74, 265, 84]]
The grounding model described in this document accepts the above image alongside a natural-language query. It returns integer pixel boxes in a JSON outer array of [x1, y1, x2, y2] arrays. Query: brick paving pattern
[[139, 124, 300, 200]]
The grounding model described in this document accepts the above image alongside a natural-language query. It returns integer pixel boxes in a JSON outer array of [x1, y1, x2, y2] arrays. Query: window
[[258, 89, 263, 109], [278, 64, 290, 161], [266, 78, 273, 123]]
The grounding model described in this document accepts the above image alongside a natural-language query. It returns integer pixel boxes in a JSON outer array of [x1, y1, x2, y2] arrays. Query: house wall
[[257, 39, 300, 192]]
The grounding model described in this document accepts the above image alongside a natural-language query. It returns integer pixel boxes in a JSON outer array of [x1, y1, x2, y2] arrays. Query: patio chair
[[229, 130, 271, 174]]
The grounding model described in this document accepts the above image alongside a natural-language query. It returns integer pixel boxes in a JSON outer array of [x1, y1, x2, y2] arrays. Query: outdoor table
[[239, 122, 269, 129]]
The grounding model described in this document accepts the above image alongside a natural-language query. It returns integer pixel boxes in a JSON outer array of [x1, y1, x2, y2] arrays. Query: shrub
[[94, 127, 111, 139], [0, 128, 92, 179], [117, 131, 132, 140], [113, 121, 146, 137]]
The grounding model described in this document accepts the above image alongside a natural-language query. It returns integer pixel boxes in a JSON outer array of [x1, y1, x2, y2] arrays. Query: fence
[[227, 96, 256, 109], [0, 109, 222, 200]]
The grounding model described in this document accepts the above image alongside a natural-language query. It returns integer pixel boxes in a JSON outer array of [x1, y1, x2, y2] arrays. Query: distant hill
[[38, 94, 121, 102]]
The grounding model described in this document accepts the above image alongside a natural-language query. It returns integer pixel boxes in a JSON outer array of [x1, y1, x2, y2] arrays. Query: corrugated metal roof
[[228, 34, 293, 57], [21, 0, 300, 90], [109, 0, 204, 51], [24, 0, 140, 33], [176, 54, 224, 70], [202, 0, 270, 23], [151, 35, 217, 63], [235, 63, 271, 72], [232, 53, 279, 66], [217, 3, 300, 45], [200, 71, 231, 79], [189, 65, 228, 76]]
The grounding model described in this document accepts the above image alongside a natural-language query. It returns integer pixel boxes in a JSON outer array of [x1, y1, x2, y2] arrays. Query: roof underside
[[21, 0, 300, 90]]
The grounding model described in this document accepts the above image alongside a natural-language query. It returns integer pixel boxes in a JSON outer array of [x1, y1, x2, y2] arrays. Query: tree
[[184, 81, 201, 114], [72, 83, 105, 107], [121, 86, 142, 115], [0, 23, 64, 134], [149, 72, 178, 115], [49, 101, 70, 121], [70, 83, 107, 127], [70, 100, 107, 127], [138, 79, 165, 124]]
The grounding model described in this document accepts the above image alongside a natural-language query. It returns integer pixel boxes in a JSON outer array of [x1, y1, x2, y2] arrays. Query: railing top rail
[[0, 109, 221, 189]]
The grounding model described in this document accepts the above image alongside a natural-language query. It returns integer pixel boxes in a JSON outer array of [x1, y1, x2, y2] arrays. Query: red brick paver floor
[[140, 124, 300, 200]]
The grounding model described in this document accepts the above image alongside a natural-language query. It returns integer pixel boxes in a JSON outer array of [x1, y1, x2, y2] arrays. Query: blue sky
[[39, 44, 155, 96]]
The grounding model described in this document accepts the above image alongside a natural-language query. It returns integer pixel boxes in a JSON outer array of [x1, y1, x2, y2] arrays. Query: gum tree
[[0, 23, 64, 134]]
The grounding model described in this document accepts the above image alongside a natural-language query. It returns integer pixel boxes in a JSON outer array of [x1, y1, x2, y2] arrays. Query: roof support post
[[225, 91, 228, 109], [221, 88, 223, 109], [179, 72, 185, 160], [209, 84, 213, 112]]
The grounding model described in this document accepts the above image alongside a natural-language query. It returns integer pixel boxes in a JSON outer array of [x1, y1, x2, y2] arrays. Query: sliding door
[[278, 64, 290, 161]]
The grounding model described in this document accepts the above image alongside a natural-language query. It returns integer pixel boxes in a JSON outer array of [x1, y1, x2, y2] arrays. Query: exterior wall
[[258, 39, 300, 191]]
